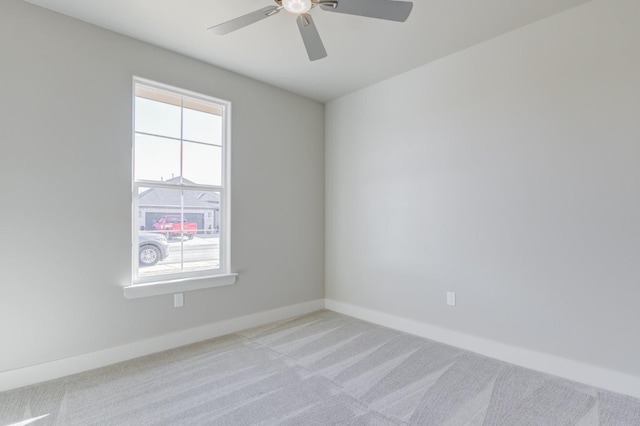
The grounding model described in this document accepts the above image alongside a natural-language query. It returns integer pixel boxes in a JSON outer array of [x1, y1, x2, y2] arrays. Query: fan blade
[[208, 6, 280, 35], [320, 0, 413, 22], [296, 14, 327, 61]]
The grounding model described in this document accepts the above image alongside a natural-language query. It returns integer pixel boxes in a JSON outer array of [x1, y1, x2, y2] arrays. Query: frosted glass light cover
[[283, 0, 312, 14]]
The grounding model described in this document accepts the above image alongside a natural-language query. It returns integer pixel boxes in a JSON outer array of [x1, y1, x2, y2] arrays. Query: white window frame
[[124, 77, 236, 299]]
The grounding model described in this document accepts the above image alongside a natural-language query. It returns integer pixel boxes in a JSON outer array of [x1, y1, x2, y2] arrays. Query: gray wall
[[0, 0, 324, 372], [326, 0, 640, 377]]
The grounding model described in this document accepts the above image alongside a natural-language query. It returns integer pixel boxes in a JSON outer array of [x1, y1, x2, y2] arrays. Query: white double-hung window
[[126, 78, 234, 298]]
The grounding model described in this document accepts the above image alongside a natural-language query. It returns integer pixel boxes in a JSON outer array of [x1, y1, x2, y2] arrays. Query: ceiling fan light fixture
[[208, 0, 414, 61], [282, 0, 312, 14]]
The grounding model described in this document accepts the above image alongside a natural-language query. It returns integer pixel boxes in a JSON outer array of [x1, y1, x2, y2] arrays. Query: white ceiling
[[23, 0, 591, 102]]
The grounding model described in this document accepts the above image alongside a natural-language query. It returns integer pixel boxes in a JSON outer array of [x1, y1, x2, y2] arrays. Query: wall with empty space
[[326, 0, 640, 379], [0, 0, 324, 376]]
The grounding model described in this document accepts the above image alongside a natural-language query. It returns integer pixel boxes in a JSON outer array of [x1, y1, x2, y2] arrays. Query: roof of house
[[139, 177, 220, 208]]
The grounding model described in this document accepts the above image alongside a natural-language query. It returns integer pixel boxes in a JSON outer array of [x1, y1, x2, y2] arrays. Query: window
[[128, 79, 234, 295]]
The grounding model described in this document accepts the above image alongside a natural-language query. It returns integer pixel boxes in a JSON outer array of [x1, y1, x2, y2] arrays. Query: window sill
[[123, 273, 238, 299]]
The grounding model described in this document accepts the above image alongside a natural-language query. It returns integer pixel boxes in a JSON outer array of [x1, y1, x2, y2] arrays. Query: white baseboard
[[325, 299, 640, 399], [0, 299, 325, 393], [6, 298, 639, 399]]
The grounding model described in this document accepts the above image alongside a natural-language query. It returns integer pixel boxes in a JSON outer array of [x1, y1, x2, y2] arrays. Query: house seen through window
[[133, 79, 230, 283]]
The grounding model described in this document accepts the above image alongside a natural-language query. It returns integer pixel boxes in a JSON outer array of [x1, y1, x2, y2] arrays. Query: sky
[[134, 97, 223, 186]]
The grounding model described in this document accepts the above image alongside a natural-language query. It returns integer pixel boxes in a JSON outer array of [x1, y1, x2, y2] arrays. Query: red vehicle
[[152, 215, 198, 240]]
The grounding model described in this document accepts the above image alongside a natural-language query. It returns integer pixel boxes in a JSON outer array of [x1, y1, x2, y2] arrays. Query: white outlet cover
[[447, 292, 456, 306], [174, 293, 184, 308]]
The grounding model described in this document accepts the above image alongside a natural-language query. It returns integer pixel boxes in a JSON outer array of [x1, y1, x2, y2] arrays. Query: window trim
[[126, 77, 233, 296]]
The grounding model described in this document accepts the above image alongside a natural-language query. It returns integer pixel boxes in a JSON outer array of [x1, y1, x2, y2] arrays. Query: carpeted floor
[[2, 310, 640, 425]]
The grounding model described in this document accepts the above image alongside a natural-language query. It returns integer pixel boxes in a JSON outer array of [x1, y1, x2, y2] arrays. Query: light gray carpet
[[2, 310, 640, 425]]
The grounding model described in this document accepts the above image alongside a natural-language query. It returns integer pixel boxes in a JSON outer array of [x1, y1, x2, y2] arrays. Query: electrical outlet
[[447, 291, 456, 306], [174, 293, 184, 308]]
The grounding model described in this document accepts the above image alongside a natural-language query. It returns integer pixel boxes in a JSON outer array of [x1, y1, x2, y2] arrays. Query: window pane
[[182, 189, 220, 271], [182, 142, 222, 186], [135, 97, 181, 139], [137, 186, 220, 279], [134, 134, 180, 182], [183, 108, 222, 145]]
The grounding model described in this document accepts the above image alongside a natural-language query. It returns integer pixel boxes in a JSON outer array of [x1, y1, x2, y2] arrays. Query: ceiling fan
[[208, 0, 413, 61]]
